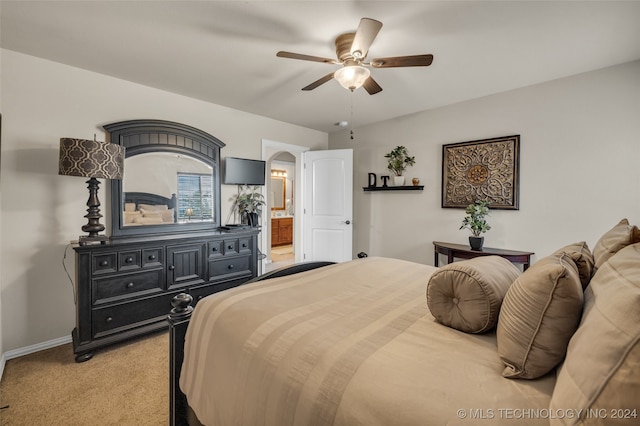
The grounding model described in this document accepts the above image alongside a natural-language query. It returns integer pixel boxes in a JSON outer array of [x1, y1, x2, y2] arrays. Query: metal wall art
[[442, 135, 520, 210]]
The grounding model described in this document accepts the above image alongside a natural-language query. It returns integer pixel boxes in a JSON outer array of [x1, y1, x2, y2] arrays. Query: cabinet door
[[271, 219, 280, 246], [280, 218, 293, 245], [166, 243, 206, 289]]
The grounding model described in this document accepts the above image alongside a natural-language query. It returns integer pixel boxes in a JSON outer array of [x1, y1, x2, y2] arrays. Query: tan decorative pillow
[[161, 209, 175, 223], [427, 256, 521, 333], [497, 254, 584, 379], [124, 211, 142, 224], [592, 218, 640, 269], [132, 216, 163, 225], [124, 202, 136, 212], [553, 241, 595, 289], [138, 203, 169, 212], [550, 243, 640, 424], [140, 209, 163, 219]]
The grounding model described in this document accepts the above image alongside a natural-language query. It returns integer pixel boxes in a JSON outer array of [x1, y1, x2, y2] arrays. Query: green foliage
[[460, 200, 491, 237], [384, 146, 416, 176], [231, 185, 265, 215]]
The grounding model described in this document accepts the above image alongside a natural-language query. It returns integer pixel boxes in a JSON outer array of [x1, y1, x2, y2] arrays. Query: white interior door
[[302, 149, 353, 262]]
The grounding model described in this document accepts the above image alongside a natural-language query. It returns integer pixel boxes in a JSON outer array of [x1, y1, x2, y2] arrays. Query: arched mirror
[[105, 119, 225, 239]]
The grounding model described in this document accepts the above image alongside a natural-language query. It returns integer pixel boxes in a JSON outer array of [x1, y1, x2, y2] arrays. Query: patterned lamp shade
[[59, 138, 125, 180]]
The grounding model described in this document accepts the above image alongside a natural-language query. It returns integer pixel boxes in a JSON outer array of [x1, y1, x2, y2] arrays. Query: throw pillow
[[550, 243, 640, 423], [552, 241, 595, 289], [592, 218, 640, 270], [497, 254, 584, 379], [138, 203, 169, 212], [427, 256, 521, 333]]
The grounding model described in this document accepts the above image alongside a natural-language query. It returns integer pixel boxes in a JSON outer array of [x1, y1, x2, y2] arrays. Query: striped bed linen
[[180, 257, 555, 425]]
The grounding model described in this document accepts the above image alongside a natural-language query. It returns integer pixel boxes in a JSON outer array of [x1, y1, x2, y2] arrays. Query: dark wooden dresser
[[72, 229, 258, 362]]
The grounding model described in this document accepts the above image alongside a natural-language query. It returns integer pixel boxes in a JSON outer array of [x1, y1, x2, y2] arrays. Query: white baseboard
[[0, 353, 5, 381], [0, 335, 72, 379]]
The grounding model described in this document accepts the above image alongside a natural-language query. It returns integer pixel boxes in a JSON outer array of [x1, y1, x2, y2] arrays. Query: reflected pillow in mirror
[[124, 211, 142, 224], [138, 203, 168, 211], [162, 209, 175, 223]]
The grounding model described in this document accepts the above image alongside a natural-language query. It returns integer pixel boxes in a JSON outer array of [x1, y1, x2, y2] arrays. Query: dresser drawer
[[93, 269, 164, 305], [92, 253, 117, 275], [119, 250, 141, 271], [92, 292, 177, 339], [142, 248, 163, 268], [189, 279, 246, 304], [208, 240, 224, 258], [209, 255, 251, 281], [223, 239, 239, 255], [238, 237, 251, 253]]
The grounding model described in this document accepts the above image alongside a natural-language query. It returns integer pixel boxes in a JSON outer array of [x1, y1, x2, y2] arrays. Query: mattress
[[180, 257, 556, 425]]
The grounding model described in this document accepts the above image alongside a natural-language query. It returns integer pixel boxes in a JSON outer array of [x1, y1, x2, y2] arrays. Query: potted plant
[[231, 185, 265, 227], [459, 200, 491, 250], [384, 146, 415, 186]]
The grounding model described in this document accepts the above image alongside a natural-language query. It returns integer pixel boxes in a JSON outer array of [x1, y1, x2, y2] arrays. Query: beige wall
[[0, 49, 328, 352], [330, 60, 640, 265]]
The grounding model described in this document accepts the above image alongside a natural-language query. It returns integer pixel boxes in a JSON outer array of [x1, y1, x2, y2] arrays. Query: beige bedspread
[[181, 257, 556, 425]]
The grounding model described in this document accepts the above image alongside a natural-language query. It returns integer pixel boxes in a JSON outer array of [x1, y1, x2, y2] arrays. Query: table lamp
[[59, 137, 125, 245]]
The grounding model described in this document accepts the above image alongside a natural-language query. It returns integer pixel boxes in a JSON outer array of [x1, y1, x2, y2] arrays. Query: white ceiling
[[2, 1, 640, 133]]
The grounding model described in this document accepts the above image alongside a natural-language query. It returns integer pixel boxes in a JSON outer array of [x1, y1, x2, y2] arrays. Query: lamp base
[[78, 235, 110, 246]]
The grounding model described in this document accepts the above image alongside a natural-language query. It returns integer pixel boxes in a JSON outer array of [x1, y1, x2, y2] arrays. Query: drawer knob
[[148, 255, 156, 260], [228, 264, 234, 270], [106, 317, 113, 323], [242, 243, 247, 248], [126, 282, 134, 289], [99, 261, 108, 267], [212, 247, 218, 252], [227, 245, 233, 250], [125, 257, 133, 263], [169, 265, 175, 271]]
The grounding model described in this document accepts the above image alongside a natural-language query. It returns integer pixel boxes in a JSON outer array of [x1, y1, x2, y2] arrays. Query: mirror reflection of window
[[177, 173, 213, 221]]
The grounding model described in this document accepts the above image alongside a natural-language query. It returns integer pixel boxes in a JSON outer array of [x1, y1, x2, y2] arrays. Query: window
[[177, 173, 214, 221]]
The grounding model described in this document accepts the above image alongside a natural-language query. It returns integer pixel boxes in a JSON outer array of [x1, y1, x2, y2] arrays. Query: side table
[[433, 241, 534, 270]]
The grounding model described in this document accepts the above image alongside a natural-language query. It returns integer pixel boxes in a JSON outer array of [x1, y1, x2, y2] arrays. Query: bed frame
[[167, 261, 336, 426], [125, 191, 177, 222]]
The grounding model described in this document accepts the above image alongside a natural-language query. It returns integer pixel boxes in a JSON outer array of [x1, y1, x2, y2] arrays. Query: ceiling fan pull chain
[[350, 93, 355, 141]]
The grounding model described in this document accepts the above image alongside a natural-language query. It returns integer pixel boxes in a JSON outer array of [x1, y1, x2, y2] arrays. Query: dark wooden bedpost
[[168, 293, 193, 426]]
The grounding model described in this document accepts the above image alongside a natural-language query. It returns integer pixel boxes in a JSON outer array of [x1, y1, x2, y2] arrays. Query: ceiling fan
[[276, 18, 433, 95]]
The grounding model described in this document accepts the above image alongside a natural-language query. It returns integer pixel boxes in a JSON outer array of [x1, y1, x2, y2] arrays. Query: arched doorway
[[261, 139, 309, 272]]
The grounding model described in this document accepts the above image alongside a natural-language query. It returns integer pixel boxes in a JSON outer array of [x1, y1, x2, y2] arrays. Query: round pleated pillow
[[427, 256, 521, 333]]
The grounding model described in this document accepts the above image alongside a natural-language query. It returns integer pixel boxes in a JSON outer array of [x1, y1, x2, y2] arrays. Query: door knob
[[343, 220, 351, 225]]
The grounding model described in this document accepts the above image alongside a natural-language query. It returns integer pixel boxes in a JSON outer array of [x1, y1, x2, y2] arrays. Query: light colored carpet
[[0, 331, 168, 425]]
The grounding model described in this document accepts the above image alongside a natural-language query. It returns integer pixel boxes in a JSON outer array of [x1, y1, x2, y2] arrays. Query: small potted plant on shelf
[[460, 200, 491, 250], [384, 146, 415, 186], [231, 185, 265, 227]]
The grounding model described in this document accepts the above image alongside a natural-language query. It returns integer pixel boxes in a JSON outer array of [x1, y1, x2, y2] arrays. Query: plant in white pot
[[384, 146, 415, 186], [459, 200, 491, 250]]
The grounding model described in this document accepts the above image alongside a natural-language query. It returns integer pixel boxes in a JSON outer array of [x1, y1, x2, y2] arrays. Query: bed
[[168, 219, 640, 425], [123, 191, 177, 225]]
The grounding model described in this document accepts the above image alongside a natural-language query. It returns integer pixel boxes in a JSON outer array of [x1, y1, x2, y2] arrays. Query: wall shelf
[[363, 186, 424, 192]]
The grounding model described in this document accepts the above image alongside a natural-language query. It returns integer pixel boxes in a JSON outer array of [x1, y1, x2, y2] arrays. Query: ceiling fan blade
[[301, 72, 335, 91], [277, 51, 338, 64], [370, 54, 434, 68], [350, 18, 383, 60], [363, 76, 383, 95]]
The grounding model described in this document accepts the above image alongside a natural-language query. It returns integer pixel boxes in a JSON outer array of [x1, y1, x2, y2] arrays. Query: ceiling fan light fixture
[[334, 66, 370, 91]]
